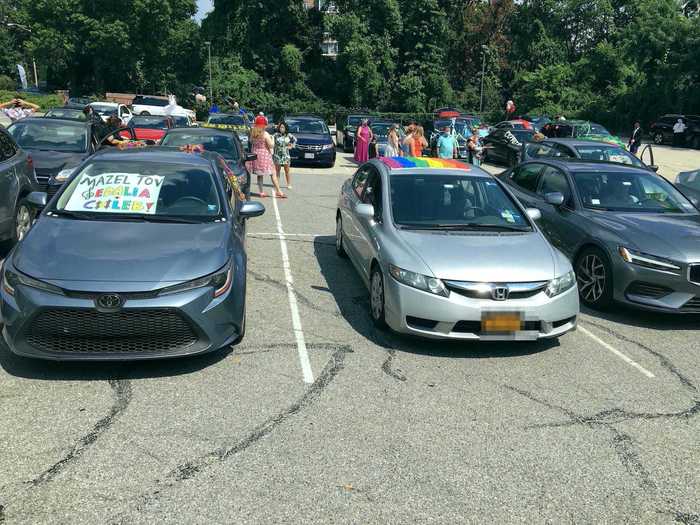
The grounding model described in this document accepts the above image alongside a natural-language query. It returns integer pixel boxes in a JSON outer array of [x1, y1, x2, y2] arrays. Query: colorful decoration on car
[[380, 157, 471, 170]]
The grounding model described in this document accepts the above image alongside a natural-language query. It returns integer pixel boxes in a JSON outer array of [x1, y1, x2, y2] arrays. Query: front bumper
[[1, 279, 244, 361], [290, 146, 336, 166], [612, 259, 700, 313], [383, 274, 579, 341]]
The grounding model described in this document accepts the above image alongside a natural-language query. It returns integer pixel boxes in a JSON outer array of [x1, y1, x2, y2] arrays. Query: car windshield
[[90, 104, 116, 116], [161, 133, 239, 160], [573, 123, 611, 136], [574, 145, 644, 167], [286, 119, 329, 135], [678, 170, 700, 190], [170, 115, 190, 127], [390, 174, 531, 231], [573, 171, 696, 213], [8, 120, 88, 153], [347, 116, 365, 127], [371, 124, 392, 137], [44, 109, 87, 121], [132, 117, 170, 129], [54, 160, 222, 220], [207, 114, 247, 126], [134, 97, 169, 107]]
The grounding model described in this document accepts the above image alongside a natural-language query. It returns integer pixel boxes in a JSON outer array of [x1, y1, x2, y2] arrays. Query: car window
[[678, 170, 700, 191], [285, 119, 329, 135], [134, 97, 169, 107], [352, 167, 371, 198], [552, 144, 574, 158], [0, 131, 17, 161], [511, 164, 543, 193], [8, 120, 88, 153], [524, 143, 556, 159], [538, 167, 572, 202], [361, 169, 382, 215], [161, 133, 239, 160], [131, 117, 171, 129], [390, 174, 531, 230], [574, 144, 644, 167]]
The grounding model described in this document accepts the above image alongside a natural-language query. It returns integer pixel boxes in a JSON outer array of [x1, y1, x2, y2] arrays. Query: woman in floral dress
[[273, 122, 297, 189], [249, 116, 285, 198]]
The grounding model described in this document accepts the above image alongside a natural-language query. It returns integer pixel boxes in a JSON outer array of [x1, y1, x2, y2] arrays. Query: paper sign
[[65, 172, 164, 214]]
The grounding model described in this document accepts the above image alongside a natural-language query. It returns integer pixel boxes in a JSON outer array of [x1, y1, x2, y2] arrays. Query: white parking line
[[578, 325, 655, 378], [270, 195, 315, 384], [250, 233, 326, 237]]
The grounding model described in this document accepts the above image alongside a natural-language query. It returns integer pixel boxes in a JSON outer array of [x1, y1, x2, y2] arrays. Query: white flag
[[17, 64, 28, 90]]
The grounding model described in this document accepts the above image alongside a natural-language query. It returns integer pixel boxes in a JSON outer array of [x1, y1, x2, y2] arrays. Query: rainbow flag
[[379, 157, 470, 171]]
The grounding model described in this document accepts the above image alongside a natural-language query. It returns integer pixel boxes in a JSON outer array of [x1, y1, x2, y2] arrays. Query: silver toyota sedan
[[335, 157, 579, 341]]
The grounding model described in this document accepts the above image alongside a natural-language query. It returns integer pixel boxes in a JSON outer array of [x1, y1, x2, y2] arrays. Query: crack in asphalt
[[27, 379, 133, 487], [671, 511, 700, 524], [110, 344, 352, 520]]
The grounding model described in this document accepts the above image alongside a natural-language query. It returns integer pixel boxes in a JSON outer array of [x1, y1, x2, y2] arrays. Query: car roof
[[538, 138, 623, 148], [90, 101, 118, 106], [10, 117, 88, 128], [165, 127, 234, 136], [374, 156, 490, 177], [91, 147, 218, 166], [210, 112, 246, 117], [285, 114, 325, 121], [527, 158, 652, 175]]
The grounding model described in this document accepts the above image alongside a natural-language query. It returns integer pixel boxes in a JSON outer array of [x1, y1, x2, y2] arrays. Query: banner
[[65, 172, 164, 214], [17, 64, 28, 90]]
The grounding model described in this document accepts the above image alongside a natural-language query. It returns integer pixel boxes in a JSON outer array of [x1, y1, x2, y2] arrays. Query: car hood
[[293, 133, 332, 145], [584, 211, 700, 261], [395, 230, 557, 282], [13, 218, 230, 291], [28, 150, 87, 174]]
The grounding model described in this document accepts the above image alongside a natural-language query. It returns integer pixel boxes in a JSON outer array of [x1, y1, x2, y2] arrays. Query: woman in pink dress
[[249, 116, 285, 198], [354, 119, 373, 163]]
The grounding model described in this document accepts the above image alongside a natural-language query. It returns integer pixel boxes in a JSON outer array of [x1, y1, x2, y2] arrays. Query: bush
[[0, 76, 16, 91], [0, 90, 64, 110]]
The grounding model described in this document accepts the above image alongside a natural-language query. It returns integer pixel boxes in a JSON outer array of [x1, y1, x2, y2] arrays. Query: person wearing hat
[[249, 115, 285, 198]]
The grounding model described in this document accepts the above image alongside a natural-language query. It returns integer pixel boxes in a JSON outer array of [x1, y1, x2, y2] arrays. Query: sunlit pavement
[[0, 150, 699, 523]]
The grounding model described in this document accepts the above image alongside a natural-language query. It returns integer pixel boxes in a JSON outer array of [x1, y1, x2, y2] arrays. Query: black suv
[[285, 115, 336, 168], [337, 114, 372, 153], [649, 114, 700, 149]]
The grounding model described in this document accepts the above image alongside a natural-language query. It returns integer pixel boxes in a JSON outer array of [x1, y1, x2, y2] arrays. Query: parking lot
[[1, 149, 699, 524]]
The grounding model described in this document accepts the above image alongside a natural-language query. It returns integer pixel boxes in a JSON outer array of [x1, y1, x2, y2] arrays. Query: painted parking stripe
[[249, 233, 327, 238], [578, 325, 655, 378], [270, 195, 315, 384]]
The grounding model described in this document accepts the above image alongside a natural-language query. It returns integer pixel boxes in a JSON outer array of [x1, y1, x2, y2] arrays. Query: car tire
[[12, 199, 34, 245], [140, 111, 150, 116], [370, 265, 387, 329], [336, 215, 348, 258], [575, 247, 613, 310], [653, 132, 664, 145]]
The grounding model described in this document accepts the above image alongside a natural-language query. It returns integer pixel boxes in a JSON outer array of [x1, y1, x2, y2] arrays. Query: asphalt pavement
[[0, 151, 699, 524]]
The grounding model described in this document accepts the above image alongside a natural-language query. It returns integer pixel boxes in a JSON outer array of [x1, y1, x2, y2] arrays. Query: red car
[[121, 115, 174, 142]]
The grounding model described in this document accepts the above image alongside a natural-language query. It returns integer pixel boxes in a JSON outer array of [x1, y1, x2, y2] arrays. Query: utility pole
[[479, 45, 488, 114], [205, 41, 213, 104]]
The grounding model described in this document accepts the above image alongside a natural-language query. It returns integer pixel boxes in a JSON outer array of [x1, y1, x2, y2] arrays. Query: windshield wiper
[[399, 223, 530, 232], [48, 210, 92, 220], [125, 214, 205, 224]]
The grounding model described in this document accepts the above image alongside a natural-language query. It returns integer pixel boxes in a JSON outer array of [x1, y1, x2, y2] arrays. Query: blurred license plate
[[481, 312, 522, 333], [304, 153, 315, 159]]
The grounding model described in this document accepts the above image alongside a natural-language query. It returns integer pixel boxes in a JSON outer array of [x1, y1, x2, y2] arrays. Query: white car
[[132, 95, 196, 121], [89, 102, 133, 124]]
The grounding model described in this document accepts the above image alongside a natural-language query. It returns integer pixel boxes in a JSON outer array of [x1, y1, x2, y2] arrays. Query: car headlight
[[618, 247, 681, 273], [322, 143, 335, 150], [545, 271, 576, 298], [55, 168, 75, 183], [158, 263, 232, 297], [3, 266, 64, 296], [389, 264, 448, 297]]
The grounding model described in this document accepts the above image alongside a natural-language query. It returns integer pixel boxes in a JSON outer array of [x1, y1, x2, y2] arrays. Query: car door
[[535, 166, 583, 258], [552, 143, 576, 159], [0, 131, 19, 234], [120, 105, 133, 124], [506, 162, 545, 208], [355, 167, 383, 272], [343, 166, 372, 265], [485, 130, 506, 161]]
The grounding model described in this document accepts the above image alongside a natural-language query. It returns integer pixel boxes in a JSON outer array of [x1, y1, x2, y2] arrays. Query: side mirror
[[356, 203, 375, 219], [239, 201, 265, 219], [27, 191, 48, 209], [649, 165, 659, 172], [545, 192, 565, 206], [245, 153, 257, 162], [526, 208, 542, 221]]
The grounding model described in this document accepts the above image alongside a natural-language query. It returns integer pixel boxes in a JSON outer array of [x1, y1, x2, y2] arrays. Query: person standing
[[249, 115, 285, 198], [673, 118, 687, 148], [384, 124, 401, 157], [273, 122, 296, 189], [628, 121, 643, 154], [409, 126, 428, 157], [437, 126, 457, 159], [402, 121, 416, 156], [0, 98, 39, 122], [467, 128, 483, 166], [354, 119, 373, 163]]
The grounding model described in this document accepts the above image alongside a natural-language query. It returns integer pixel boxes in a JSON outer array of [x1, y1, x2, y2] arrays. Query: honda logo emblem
[[491, 286, 509, 301]]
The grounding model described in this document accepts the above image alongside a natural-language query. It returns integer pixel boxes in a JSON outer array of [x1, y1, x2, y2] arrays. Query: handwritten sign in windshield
[[65, 172, 164, 214]]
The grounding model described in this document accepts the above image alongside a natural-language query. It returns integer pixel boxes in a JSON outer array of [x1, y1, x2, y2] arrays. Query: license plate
[[481, 312, 523, 333], [304, 153, 315, 159]]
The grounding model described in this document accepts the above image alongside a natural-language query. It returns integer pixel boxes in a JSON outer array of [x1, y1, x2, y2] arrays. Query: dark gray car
[[676, 169, 700, 208], [502, 159, 700, 313], [0, 128, 38, 244]]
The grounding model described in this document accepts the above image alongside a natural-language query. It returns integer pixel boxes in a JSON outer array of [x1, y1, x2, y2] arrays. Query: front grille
[[445, 282, 546, 300], [681, 297, 700, 311], [26, 309, 198, 354], [626, 281, 673, 299], [34, 168, 52, 192], [452, 320, 541, 334], [296, 144, 324, 152], [689, 265, 700, 285]]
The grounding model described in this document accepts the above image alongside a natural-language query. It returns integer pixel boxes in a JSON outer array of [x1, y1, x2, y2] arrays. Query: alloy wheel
[[577, 254, 606, 303], [335, 216, 347, 257], [15, 205, 32, 242], [370, 270, 384, 322], [653, 132, 663, 145]]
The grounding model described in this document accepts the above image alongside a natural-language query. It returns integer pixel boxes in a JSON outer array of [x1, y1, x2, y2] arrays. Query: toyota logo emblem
[[96, 294, 123, 310], [491, 286, 509, 301]]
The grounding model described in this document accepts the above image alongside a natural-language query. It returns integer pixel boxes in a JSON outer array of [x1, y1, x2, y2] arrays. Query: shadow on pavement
[[0, 339, 233, 381], [581, 304, 700, 332], [313, 235, 558, 359]]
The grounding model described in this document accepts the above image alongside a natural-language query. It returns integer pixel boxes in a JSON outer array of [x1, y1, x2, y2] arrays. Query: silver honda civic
[[335, 157, 579, 341]]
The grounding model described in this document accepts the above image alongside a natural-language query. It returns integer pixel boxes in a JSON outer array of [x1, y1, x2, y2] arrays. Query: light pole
[[205, 41, 213, 105], [479, 45, 488, 114], [6, 22, 38, 88]]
